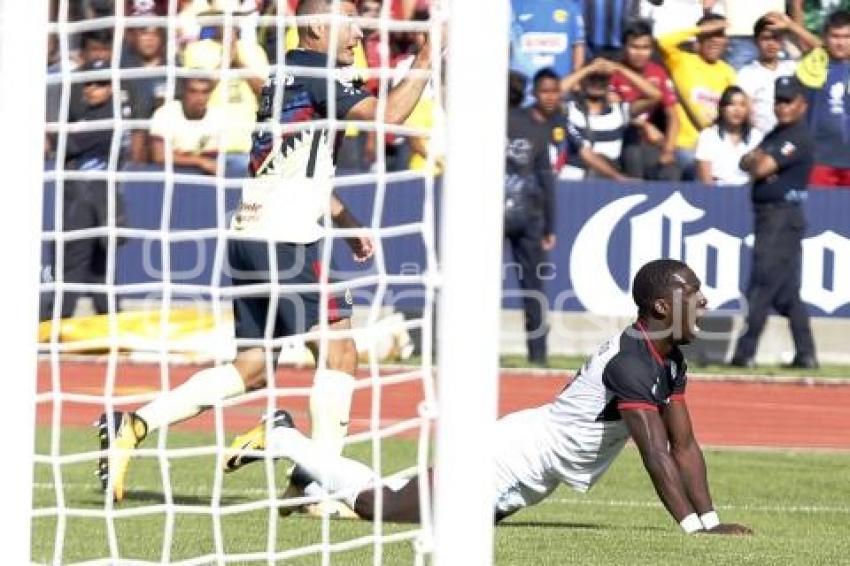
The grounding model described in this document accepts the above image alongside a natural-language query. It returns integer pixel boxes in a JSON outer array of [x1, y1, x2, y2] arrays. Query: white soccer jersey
[[231, 49, 370, 243], [493, 323, 689, 518]]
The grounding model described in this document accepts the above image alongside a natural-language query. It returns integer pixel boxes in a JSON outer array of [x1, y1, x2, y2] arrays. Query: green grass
[[32, 427, 850, 565], [498, 354, 850, 379]]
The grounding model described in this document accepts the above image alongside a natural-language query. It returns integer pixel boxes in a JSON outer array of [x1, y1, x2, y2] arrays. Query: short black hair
[[532, 67, 558, 89], [824, 9, 850, 34], [508, 70, 526, 108], [622, 18, 653, 45], [632, 259, 691, 318], [80, 29, 113, 48], [696, 12, 726, 39], [753, 15, 773, 38]]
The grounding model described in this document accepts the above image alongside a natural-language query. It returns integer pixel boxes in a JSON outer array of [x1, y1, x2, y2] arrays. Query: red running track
[[36, 362, 850, 450]]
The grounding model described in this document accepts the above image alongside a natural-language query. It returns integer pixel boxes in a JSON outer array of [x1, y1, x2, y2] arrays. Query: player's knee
[[328, 338, 358, 374]]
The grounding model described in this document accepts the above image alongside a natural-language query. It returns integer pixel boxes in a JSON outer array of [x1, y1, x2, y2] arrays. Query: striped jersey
[[493, 323, 688, 515], [232, 49, 370, 242]]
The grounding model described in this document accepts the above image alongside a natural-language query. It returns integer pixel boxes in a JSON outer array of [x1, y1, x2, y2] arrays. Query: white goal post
[[0, 0, 48, 563]]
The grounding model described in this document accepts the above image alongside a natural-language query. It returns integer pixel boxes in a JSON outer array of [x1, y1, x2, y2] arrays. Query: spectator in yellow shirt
[[658, 14, 736, 179]]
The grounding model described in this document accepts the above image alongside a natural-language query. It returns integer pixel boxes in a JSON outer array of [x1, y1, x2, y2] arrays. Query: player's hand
[[541, 234, 556, 251], [348, 235, 374, 263], [702, 523, 754, 536], [659, 146, 676, 165]]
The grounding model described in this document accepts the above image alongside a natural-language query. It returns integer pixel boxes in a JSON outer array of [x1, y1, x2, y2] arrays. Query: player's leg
[[99, 238, 272, 501], [511, 220, 549, 365]]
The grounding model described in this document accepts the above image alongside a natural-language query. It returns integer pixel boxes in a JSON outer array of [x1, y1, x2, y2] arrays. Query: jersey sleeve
[[602, 353, 662, 411], [311, 77, 371, 120], [763, 128, 810, 170]]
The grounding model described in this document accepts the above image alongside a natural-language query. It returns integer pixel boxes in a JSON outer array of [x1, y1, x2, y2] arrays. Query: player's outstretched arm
[[662, 398, 754, 536], [345, 36, 433, 125], [621, 407, 703, 532], [330, 193, 374, 262]]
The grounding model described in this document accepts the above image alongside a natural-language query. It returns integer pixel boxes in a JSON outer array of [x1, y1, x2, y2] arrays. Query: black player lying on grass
[[225, 259, 753, 534]]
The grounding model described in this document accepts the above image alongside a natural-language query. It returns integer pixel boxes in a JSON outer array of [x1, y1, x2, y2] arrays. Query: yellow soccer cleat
[[96, 411, 147, 503], [224, 409, 293, 473]]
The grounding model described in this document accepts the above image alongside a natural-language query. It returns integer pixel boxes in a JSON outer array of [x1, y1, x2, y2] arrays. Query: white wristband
[[700, 511, 720, 530], [680, 513, 704, 534]]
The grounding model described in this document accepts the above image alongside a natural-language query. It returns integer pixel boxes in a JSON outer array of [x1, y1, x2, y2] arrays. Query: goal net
[[25, 0, 507, 564]]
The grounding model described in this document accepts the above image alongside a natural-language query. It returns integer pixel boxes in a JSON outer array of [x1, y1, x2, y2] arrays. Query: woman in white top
[[695, 85, 763, 186]]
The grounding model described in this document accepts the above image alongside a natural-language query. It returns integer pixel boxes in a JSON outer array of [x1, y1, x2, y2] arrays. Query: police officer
[[505, 71, 557, 365], [730, 76, 818, 369], [46, 59, 129, 319]]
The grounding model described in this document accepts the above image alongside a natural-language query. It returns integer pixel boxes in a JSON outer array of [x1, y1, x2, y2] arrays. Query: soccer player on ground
[[227, 259, 754, 534], [98, 0, 433, 503]]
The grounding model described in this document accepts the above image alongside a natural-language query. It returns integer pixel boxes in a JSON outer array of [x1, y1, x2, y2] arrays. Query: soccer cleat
[[96, 411, 147, 502], [224, 409, 294, 473]]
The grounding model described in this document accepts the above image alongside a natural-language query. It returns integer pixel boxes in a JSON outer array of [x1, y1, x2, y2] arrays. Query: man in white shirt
[[149, 77, 226, 175], [737, 12, 821, 133]]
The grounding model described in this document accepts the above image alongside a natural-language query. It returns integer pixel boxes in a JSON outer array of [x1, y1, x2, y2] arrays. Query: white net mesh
[[35, 0, 460, 563]]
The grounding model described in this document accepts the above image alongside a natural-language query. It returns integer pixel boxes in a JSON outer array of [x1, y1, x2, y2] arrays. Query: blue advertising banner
[[42, 167, 850, 317]]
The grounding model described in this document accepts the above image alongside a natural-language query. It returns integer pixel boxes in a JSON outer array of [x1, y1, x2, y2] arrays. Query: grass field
[[31, 427, 850, 565]]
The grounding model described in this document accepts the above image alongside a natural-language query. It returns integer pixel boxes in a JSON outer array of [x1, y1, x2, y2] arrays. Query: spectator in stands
[[529, 68, 626, 180], [791, 0, 850, 34], [182, 11, 269, 170], [56, 59, 130, 318], [121, 19, 168, 162], [695, 86, 763, 185], [505, 71, 557, 366], [509, 0, 586, 103], [797, 9, 850, 187], [561, 57, 661, 179], [149, 78, 226, 175], [720, 1, 785, 71], [583, 0, 641, 59], [737, 12, 821, 134], [610, 19, 682, 181], [658, 14, 737, 180], [78, 29, 114, 67]]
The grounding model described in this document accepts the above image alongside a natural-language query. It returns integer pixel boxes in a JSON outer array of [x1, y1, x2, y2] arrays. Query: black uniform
[[731, 119, 817, 365], [44, 67, 131, 320], [504, 107, 556, 364]]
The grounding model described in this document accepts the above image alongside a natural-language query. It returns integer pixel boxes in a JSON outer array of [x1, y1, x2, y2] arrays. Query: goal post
[[0, 0, 48, 563], [434, 0, 509, 564]]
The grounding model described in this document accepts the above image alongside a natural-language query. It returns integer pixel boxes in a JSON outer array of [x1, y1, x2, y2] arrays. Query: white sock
[[269, 426, 373, 508], [136, 364, 245, 433], [309, 369, 355, 456]]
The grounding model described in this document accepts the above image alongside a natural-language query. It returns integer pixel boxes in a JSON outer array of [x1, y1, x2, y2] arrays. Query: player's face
[[83, 40, 111, 64], [697, 34, 728, 64], [334, 1, 363, 65], [755, 30, 782, 61], [624, 35, 652, 70], [825, 24, 850, 60], [774, 95, 807, 125], [721, 92, 749, 127], [533, 77, 561, 116], [667, 269, 707, 345]]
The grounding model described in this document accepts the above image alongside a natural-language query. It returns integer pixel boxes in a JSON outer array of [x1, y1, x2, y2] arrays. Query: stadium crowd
[[41, 0, 848, 370]]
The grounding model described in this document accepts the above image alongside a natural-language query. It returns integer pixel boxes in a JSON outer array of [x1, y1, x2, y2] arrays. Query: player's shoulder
[[603, 328, 657, 373]]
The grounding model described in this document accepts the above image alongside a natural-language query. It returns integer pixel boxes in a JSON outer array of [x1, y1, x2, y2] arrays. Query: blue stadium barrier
[[42, 165, 850, 317]]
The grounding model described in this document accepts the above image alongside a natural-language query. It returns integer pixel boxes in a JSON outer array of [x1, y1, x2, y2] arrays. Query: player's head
[[753, 16, 782, 62], [824, 10, 850, 61], [296, 0, 363, 66], [632, 259, 707, 344], [621, 19, 654, 70], [180, 78, 214, 119], [695, 13, 728, 64], [532, 67, 560, 116], [774, 76, 808, 125]]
